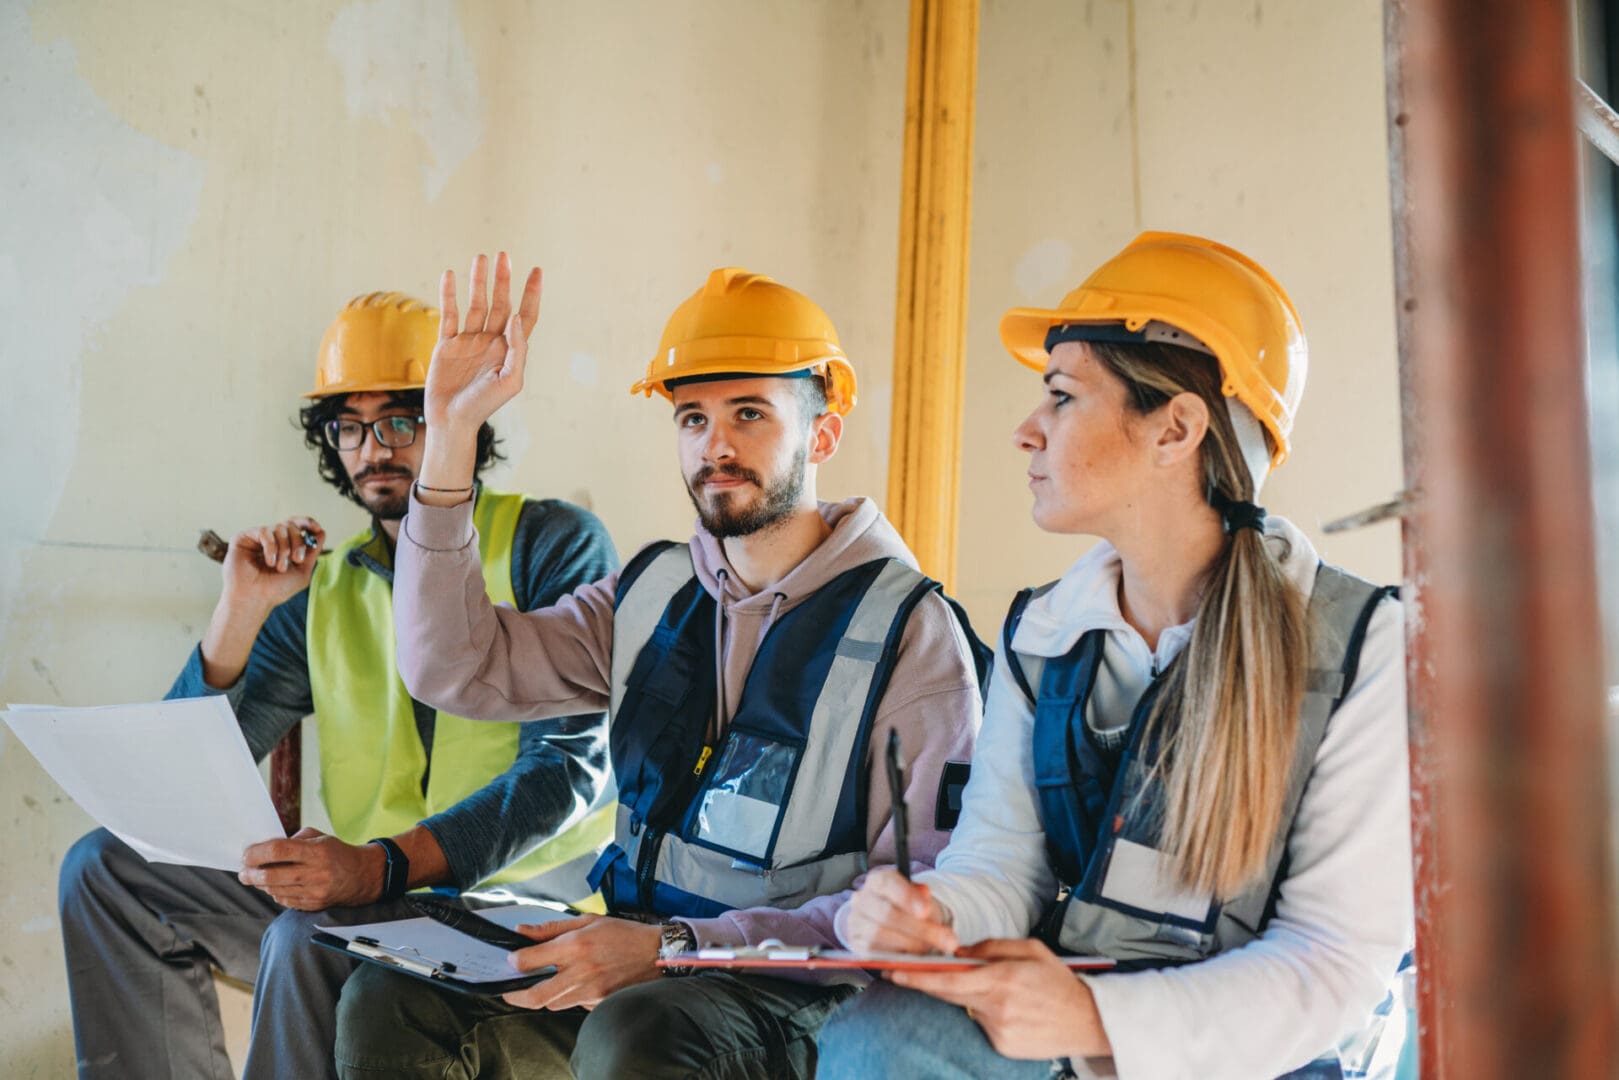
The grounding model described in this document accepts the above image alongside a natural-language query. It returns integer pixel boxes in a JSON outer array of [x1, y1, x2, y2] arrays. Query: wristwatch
[[658, 921, 698, 977], [368, 837, 411, 901]]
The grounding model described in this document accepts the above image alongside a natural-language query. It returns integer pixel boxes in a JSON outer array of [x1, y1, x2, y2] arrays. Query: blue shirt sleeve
[[420, 498, 619, 889], [165, 591, 313, 763]]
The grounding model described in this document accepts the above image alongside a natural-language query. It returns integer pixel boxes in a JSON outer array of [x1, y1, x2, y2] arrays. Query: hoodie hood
[[688, 496, 920, 612], [683, 496, 921, 740]]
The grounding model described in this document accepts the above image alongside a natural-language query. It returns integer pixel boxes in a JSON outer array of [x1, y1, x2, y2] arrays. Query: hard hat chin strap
[[1226, 399, 1272, 498]]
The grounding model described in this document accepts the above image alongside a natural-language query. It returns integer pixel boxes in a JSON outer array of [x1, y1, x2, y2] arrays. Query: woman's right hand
[[844, 867, 959, 955]]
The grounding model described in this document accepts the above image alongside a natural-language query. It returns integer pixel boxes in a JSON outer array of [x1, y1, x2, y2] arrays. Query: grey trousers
[[334, 963, 859, 1080], [57, 828, 414, 1080]]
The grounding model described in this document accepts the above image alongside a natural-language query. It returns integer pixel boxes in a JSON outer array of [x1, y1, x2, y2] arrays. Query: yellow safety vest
[[305, 489, 610, 886]]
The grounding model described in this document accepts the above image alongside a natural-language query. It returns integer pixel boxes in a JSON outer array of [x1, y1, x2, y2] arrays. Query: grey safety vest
[[1004, 563, 1395, 965], [585, 541, 981, 918]]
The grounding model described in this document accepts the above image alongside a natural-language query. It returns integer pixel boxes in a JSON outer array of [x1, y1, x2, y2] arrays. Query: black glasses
[[322, 414, 425, 451]]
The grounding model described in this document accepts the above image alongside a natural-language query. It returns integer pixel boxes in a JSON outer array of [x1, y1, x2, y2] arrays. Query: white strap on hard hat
[[1141, 321, 1271, 496]]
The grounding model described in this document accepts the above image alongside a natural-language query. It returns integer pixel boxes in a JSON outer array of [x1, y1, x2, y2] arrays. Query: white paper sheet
[[3, 697, 286, 871], [318, 904, 576, 984]]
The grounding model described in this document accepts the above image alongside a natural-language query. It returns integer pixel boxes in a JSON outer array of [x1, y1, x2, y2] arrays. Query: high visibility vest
[[586, 541, 976, 918], [306, 489, 611, 886]]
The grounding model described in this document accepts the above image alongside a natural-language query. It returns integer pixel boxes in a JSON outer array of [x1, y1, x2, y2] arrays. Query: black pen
[[886, 728, 911, 881], [404, 895, 536, 952]]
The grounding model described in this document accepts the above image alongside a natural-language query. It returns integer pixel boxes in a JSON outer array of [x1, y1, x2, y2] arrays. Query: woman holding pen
[[816, 232, 1412, 1079]]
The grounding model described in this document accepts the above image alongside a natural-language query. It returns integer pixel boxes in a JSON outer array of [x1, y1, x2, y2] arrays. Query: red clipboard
[[657, 946, 1115, 973]]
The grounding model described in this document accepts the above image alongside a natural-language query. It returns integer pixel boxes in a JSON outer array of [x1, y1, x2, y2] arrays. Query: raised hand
[[425, 251, 542, 434]]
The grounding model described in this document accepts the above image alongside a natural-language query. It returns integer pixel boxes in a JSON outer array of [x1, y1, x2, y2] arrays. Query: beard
[[685, 447, 807, 539], [349, 465, 415, 520]]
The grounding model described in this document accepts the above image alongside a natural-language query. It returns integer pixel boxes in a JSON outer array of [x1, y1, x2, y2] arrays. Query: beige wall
[[0, 1, 1402, 1074]]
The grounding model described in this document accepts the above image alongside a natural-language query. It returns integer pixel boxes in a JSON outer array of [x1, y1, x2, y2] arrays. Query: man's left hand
[[239, 827, 385, 910], [890, 938, 1112, 1061], [501, 915, 662, 1011]]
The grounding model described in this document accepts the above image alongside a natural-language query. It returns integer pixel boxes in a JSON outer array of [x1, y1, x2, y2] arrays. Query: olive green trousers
[[334, 964, 858, 1080]]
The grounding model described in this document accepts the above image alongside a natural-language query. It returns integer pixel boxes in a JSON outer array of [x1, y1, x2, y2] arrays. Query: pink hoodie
[[393, 491, 981, 948]]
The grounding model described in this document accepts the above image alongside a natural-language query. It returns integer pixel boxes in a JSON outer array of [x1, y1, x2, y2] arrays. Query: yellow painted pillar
[[887, 0, 978, 592]]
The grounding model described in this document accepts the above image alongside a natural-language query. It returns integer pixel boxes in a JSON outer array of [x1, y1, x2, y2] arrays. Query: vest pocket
[[1095, 837, 1216, 925], [685, 730, 802, 866]]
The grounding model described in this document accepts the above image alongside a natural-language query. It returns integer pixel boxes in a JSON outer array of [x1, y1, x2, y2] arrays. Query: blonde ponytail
[[1092, 342, 1311, 899]]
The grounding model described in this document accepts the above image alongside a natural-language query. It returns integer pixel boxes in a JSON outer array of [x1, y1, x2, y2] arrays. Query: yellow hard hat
[[999, 231, 1307, 467], [303, 291, 440, 399], [629, 267, 858, 415]]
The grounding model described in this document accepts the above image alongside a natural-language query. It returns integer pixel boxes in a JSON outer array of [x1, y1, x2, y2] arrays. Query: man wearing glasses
[[56, 291, 618, 1080]]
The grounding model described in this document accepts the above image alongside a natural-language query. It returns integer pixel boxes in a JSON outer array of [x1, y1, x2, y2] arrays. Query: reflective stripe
[[775, 560, 927, 865], [609, 545, 697, 715], [655, 831, 869, 911]]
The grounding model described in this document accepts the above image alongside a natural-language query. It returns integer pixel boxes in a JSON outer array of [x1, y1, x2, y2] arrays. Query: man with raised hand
[[334, 257, 983, 1080], [57, 283, 617, 1080]]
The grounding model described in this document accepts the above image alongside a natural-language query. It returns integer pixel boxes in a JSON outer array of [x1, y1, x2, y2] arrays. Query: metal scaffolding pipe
[[1384, 1, 1618, 1076], [1577, 79, 1619, 168]]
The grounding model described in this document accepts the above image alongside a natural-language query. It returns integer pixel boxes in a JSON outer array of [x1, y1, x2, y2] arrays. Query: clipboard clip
[[695, 938, 816, 962], [348, 936, 459, 978]]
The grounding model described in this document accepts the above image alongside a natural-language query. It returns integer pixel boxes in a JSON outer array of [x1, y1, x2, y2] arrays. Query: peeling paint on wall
[[0, 5, 203, 680], [326, 0, 484, 202]]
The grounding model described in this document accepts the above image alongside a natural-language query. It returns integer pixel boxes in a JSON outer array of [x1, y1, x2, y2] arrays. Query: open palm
[[426, 251, 542, 432]]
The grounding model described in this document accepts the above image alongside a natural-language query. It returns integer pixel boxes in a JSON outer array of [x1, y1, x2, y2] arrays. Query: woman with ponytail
[[816, 233, 1412, 1079]]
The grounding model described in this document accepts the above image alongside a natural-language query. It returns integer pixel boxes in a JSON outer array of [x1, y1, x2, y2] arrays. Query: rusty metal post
[[270, 727, 301, 836], [1384, 1, 1618, 1075]]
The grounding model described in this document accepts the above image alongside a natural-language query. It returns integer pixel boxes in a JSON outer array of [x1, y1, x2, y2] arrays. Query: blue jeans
[[817, 981, 1085, 1080]]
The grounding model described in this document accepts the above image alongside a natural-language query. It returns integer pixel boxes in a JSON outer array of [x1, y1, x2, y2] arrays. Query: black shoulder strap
[[613, 539, 685, 607], [1001, 583, 1057, 704], [1331, 583, 1400, 713]]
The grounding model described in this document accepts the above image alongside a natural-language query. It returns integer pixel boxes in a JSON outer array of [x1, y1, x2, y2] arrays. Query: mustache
[[352, 465, 414, 483], [691, 463, 762, 487]]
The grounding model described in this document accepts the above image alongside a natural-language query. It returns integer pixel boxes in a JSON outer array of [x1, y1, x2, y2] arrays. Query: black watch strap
[[369, 837, 411, 901]]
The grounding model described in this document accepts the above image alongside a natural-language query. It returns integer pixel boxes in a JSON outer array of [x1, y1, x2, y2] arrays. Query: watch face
[[659, 922, 695, 962]]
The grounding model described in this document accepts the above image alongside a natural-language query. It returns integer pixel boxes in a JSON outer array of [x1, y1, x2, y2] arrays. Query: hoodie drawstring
[[709, 575, 789, 747], [760, 592, 786, 649], [712, 568, 732, 746]]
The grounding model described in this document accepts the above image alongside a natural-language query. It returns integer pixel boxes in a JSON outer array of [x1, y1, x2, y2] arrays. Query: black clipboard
[[312, 930, 555, 997]]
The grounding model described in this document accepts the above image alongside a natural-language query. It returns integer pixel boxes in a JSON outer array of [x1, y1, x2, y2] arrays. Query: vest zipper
[[636, 825, 662, 909], [635, 741, 715, 910]]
